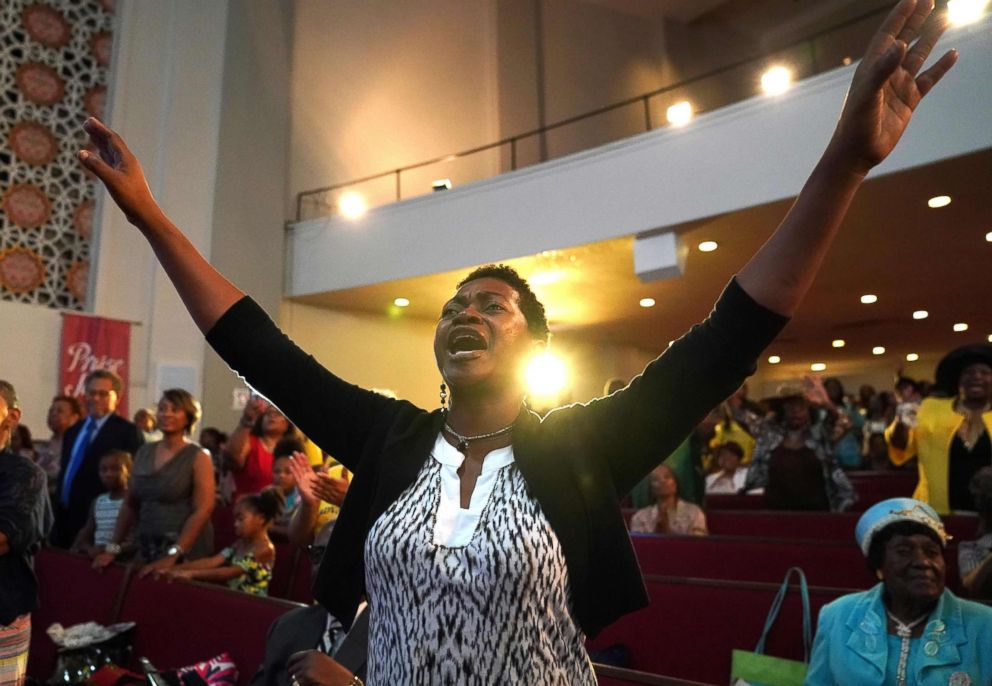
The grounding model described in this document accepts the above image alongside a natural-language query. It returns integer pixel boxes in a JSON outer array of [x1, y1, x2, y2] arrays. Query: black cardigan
[[206, 278, 787, 637]]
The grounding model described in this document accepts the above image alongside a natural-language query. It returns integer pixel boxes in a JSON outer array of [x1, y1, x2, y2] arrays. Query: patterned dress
[[220, 546, 273, 596], [365, 437, 596, 685]]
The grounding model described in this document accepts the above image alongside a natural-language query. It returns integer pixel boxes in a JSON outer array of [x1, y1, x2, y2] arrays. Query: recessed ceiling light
[[906, 353, 920, 362], [832, 339, 845, 348], [697, 241, 719, 253], [912, 310, 929, 320], [927, 195, 951, 209], [761, 66, 793, 96], [953, 322, 969, 332], [639, 297, 656, 308], [337, 191, 367, 219], [666, 101, 693, 127], [810, 362, 826, 372], [393, 297, 410, 307], [841, 56, 852, 66], [768, 355, 781, 364], [860, 294, 878, 304], [988, 334, 992, 343], [947, 0, 991, 27], [872, 346, 886, 355], [986, 231, 992, 242]]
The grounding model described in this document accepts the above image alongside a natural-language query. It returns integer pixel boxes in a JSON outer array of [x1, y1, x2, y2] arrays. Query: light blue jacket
[[805, 584, 992, 685]]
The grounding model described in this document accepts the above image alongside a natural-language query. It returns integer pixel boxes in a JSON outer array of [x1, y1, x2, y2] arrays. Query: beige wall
[[281, 301, 442, 410], [201, 0, 295, 432], [289, 0, 500, 215]]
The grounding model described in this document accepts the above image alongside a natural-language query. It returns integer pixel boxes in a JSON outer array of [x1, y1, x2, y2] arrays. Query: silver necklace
[[443, 421, 514, 452], [886, 609, 929, 686]]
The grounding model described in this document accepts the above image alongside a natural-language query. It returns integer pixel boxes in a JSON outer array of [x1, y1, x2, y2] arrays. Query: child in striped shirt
[[71, 449, 132, 558]]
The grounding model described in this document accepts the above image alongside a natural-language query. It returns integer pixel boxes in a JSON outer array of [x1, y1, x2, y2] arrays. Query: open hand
[[286, 650, 354, 686], [78, 117, 159, 226], [831, 0, 957, 175], [138, 554, 178, 579]]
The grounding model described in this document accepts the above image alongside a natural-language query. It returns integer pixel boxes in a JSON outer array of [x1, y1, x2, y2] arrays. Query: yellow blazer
[[886, 397, 992, 513]]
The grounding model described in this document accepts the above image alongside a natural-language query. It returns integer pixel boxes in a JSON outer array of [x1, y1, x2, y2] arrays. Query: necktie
[[61, 418, 96, 506]]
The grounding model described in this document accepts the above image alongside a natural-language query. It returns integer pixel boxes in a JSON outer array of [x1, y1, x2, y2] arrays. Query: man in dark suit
[[250, 604, 366, 686], [53, 369, 143, 547]]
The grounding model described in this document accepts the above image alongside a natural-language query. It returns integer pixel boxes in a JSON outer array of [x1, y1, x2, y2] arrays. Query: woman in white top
[[630, 464, 708, 535], [79, 4, 957, 681]]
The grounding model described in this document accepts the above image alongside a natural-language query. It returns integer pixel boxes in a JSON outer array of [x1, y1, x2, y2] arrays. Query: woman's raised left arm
[[736, 0, 956, 316]]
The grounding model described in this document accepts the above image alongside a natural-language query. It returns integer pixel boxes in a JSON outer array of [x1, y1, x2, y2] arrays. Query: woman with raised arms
[[79, 2, 957, 683]]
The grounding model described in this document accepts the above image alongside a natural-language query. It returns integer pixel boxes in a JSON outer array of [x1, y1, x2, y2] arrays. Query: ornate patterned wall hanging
[[0, 0, 115, 308]]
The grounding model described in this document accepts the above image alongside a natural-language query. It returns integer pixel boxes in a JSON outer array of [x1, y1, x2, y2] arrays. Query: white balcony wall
[[286, 18, 992, 298]]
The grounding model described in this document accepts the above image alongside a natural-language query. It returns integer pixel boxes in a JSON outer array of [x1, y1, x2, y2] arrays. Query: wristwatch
[[104, 542, 122, 556], [166, 543, 185, 558]]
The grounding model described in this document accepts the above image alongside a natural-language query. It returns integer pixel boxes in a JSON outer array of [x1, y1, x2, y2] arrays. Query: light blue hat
[[855, 497, 950, 556]]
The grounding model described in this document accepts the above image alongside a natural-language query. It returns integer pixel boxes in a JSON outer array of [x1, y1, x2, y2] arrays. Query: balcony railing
[[295, 2, 898, 222]]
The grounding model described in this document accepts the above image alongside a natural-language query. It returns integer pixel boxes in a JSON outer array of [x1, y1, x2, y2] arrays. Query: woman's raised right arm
[[79, 118, 243, 332]]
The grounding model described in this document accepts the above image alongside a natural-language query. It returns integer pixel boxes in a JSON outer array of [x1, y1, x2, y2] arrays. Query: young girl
[[71, 450, 133, 558], [269, 438, 302, 540], [158, 488, 283, 595]]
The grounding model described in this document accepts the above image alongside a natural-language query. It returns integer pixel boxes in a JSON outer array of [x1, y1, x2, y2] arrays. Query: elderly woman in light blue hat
[[805, 498, 992, 686]]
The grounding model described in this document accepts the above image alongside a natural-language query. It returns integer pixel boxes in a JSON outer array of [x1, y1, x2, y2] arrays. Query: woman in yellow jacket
[[887, 345, 992, 513]]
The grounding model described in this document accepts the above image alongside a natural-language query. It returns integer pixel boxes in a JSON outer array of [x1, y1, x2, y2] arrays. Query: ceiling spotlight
[[985, 231, 992, 242], [666, 101, 694, 127], [906, 353, 920, 362], [860, 294, 878, 304], [761, 66, 793, 96], [872, 346, 886, 355], [432, 178, 452, 192], [912, 310, 929, 320], [639, 297, 656, 308], [393, 297, 410, 307], [810, 362, 826, 372], [832, 339, 846, 348], [697, 241, 719, 253], [337, 191, 367, 220], [947, 0, 990, 26], [953, 322, 969, 332], [768, 355, 781, 364], [927, 195, 951, 209]]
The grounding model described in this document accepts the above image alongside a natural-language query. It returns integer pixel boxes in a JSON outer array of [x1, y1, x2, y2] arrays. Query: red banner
[[59, 314, 132, 416]]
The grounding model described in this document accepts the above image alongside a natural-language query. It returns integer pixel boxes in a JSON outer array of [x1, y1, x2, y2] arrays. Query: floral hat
[[854, 497, 950, 556]]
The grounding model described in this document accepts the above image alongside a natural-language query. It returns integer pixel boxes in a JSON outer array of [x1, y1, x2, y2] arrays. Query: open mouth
[[447, 328, 487, 359]]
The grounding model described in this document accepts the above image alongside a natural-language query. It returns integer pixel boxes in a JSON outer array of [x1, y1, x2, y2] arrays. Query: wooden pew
[[28, 549, 131, 682], [587, 575, 853, 685], [630, 533, 876, 589], [117, 572, 299, 684], [28, 548, 300, 686], [594, 663, 713, 686], [706, 510, 980, 543]]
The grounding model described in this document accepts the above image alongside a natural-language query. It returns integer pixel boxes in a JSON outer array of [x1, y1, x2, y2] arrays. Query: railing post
[[643, 95, 652, 131], [510, 138, 517, 171], [395, 170, 401, 201]]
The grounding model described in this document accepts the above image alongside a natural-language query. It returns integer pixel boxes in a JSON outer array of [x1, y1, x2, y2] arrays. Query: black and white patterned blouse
[[364, 435, 596, 685]]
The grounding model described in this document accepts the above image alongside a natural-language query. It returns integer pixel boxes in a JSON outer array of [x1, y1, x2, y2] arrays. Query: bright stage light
[[666, 101, 693, 127], [525, 352, 568, 400], [761, 66, 793, 96], [338, 192, 367, 219], [948, 0, 990, 26]]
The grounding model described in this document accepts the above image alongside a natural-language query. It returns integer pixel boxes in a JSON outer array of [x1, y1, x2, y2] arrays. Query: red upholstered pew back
[[117, 573, 297, 682], [587, 575, 850, 685], [630, 533, 876, 589], [28, 550, 129, 681], [28, 549, 301, 686], [706, 510, 979, 544]]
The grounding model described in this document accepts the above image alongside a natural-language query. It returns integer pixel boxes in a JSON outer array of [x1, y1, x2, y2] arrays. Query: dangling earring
[[439, 382, 448, 412]]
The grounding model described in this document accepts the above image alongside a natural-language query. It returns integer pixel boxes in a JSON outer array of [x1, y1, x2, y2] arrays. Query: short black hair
[[458, 264, 550, 343], [717, 441, 744, 460], [273, 437, 306, 460], [866, 520, 943, 571]]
